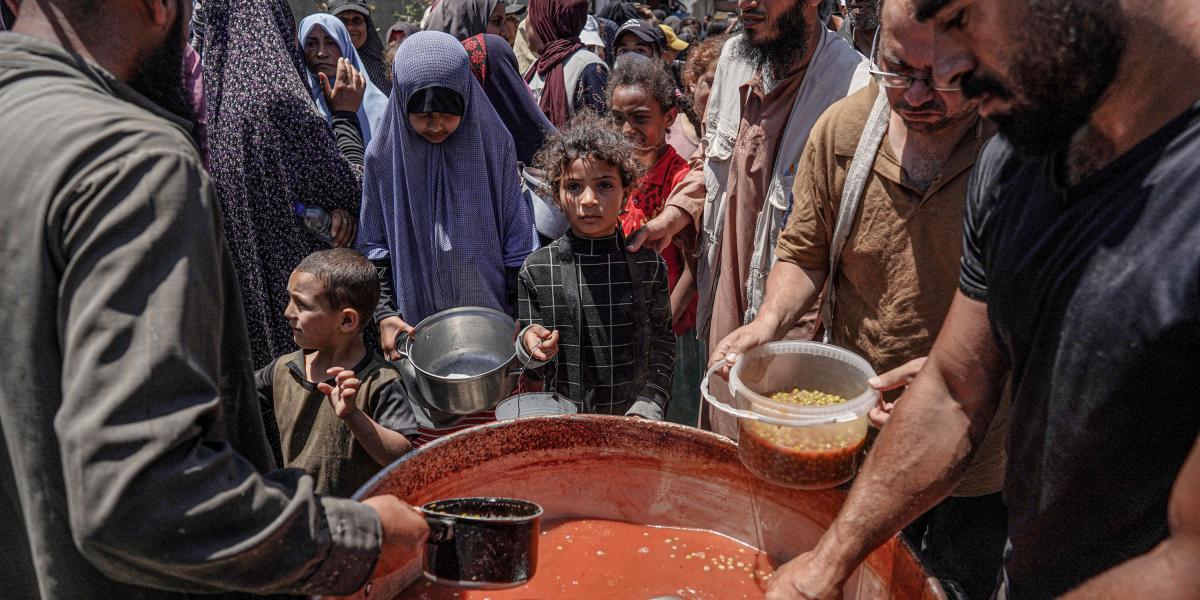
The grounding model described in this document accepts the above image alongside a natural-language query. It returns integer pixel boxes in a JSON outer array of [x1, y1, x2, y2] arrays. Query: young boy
[[516, 113, 676, 419], [257, 249, 417, 498]]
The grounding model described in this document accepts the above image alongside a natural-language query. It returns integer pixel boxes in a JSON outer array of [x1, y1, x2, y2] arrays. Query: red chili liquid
[[395, 519, 778, 600], [738, 422, 867, 489]]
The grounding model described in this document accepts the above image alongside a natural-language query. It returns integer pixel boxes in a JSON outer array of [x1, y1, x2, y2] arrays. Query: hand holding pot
[[362, 495, 429, 580], [708, 319, 775, 379], [522, 324, 559, 362], [380, 316, 415, 361], [764, 549, 847, 600]]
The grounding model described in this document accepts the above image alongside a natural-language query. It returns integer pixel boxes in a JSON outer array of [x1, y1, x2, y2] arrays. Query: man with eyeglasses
[[714, 0, 1007, 596], [766, 0, 1200, 595]]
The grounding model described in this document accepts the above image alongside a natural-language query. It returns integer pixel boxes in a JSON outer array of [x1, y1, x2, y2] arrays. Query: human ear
[[341, 308, 360, 333]]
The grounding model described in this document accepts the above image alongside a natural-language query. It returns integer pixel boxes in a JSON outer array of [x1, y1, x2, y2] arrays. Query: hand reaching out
[[317, 367, 361, 419], [319, 57, 366, 113]]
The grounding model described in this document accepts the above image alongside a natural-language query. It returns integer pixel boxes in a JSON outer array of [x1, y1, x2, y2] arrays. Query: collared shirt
[[0, 33, 379, 598], [775, 83, 1006, 496]]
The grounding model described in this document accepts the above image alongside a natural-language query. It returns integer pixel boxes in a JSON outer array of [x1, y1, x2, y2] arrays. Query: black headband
[[406, 86, 465, 117]]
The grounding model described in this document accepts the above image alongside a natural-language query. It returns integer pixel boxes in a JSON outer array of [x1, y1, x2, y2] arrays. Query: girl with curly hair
[[514, 113, 676, 419]]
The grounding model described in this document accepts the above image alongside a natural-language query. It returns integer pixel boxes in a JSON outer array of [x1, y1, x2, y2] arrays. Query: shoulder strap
[[820, 91, 890, 344]]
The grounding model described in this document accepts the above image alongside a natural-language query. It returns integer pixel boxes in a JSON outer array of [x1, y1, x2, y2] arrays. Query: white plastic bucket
[[495, 393, 579, 421], [701, 341, 878, 489]]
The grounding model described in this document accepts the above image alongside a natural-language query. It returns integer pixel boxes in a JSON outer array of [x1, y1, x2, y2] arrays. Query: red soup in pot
[[394, 519, 779, 599]]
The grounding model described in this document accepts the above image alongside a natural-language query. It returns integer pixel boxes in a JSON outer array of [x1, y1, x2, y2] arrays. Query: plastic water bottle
[[294, 202, 334, 244]]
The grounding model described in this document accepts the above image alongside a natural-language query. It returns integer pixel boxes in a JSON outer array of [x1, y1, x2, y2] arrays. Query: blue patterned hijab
[[297, 13, 389, 147], [357, 31, 536, 323]]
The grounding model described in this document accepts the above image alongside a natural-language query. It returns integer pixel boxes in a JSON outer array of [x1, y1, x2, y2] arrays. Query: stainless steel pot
[[395, 307, 521, 415], [421, 497, 542, 589]]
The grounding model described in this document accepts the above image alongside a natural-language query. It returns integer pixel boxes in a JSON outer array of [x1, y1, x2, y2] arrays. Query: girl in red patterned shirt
[[608, 58, 703, 425]]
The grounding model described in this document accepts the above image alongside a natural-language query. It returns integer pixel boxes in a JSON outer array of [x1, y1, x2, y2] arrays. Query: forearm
[[754, 260, 825, 338], [807, 293, 1006, 583], [344, 410, 413, 467], [669, 268, 696, 324], [665, 162, 705, 233]]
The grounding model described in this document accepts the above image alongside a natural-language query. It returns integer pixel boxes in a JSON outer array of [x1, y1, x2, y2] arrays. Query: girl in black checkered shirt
[[514, 113, 676, 418]]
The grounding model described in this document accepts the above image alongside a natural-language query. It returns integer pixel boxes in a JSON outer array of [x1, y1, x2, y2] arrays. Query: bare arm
[[766, 292, 1007, 598], [1059, 435, 1200, 599], [708, 260, 826, 376], [343, 411, 413, 467]]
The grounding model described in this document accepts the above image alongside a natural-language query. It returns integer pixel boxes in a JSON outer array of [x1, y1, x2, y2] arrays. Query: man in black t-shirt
[[764, 1, 1200, 599]]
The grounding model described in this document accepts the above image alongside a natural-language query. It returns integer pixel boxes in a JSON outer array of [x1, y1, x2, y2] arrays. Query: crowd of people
[[1, 0, 1198, 598]]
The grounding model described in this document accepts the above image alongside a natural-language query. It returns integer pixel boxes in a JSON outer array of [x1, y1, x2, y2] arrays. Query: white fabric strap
[[821, 91, 891, 344]]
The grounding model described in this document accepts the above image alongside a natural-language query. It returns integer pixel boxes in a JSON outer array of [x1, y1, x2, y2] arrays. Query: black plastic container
[[420, 497, 543, 589]]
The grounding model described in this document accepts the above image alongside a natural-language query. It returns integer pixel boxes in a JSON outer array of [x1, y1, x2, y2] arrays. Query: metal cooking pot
[[395, 307, 522, 415], [421, 497, 542, 589]]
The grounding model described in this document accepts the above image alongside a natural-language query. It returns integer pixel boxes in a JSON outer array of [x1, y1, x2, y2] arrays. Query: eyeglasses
[[867, 30, 963, 92]]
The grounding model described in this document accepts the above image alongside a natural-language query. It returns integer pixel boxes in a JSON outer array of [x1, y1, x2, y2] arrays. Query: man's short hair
[[294, 248, 379, 326]]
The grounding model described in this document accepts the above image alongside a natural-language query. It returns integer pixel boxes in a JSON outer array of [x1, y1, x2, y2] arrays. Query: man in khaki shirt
[[717, 1, 1008, 597]]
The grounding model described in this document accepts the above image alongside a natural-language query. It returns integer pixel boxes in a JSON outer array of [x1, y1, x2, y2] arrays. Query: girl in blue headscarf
[[298, 13, 389, 146], [358, 31, 535, 358]]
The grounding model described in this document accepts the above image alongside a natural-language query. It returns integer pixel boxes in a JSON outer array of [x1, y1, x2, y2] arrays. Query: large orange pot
[[335, 416, 944, 600]]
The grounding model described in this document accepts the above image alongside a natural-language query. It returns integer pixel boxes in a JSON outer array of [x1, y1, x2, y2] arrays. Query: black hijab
[[463, 33, 556, 165]]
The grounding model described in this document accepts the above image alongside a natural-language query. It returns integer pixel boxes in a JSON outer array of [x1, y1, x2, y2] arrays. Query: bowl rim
[[728, 341, 879, 423]]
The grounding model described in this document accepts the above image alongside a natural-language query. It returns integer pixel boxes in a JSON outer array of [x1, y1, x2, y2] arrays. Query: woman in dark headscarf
[[523, 0, 607, 127], [202, 0, 364, 368], [327, 0, 393, 95], [462, 33, 554, 165], [425, 0, 505, 41]]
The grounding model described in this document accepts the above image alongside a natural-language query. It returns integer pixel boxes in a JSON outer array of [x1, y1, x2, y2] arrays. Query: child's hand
[[380, 316, 415, 361], [522, 325, 560, 362], [318, 367, 362, 420]]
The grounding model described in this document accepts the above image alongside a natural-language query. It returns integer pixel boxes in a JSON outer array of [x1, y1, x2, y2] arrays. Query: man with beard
[[627, 0, 870, 436], [837, 0, 878, 54], [764, 0, 1200, 598], [714, 1, 1006, 596], [0, 0, 428, 598]]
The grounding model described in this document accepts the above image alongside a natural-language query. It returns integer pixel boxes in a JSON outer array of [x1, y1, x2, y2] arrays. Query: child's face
[[284, 271, 358, 349], [408, 112, 462, 144], [610, 85, 678, 165], [558, 157, 628, 238]]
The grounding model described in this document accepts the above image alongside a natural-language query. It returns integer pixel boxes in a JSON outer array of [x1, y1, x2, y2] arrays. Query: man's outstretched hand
[[626, 205, 692, 253]]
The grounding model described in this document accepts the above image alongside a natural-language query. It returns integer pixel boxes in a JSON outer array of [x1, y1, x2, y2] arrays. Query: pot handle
[[394, 330, 412, 362], [425, 515, 455, 543]]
